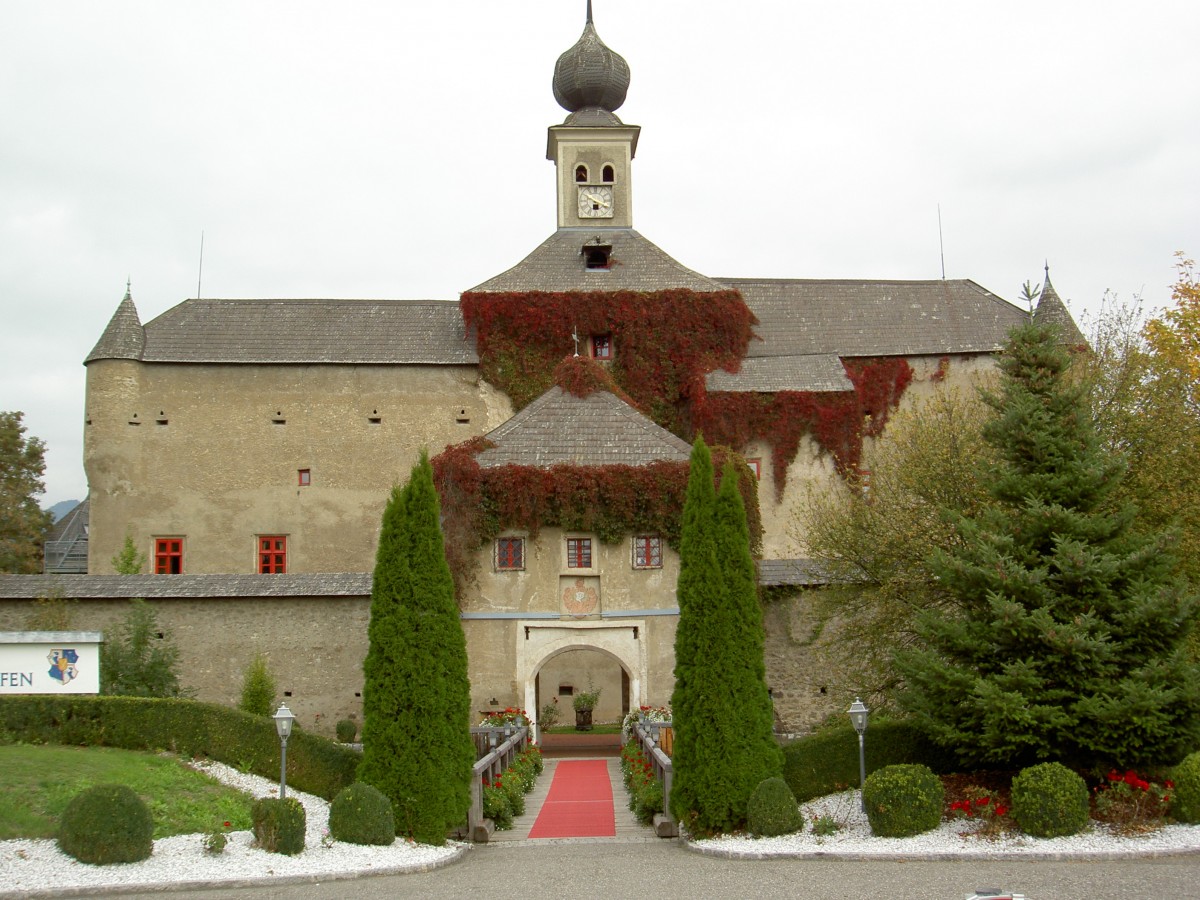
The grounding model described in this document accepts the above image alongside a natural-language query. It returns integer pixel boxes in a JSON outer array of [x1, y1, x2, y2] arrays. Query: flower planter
[[575, 708, 593, 731]]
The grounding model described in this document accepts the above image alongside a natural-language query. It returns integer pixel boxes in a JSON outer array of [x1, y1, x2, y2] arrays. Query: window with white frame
[[632, 535, 662, 569]]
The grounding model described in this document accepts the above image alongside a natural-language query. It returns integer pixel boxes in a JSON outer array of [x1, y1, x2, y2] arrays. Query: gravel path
[[0, 761, 463, 898], [690, 789, 1200, 860]]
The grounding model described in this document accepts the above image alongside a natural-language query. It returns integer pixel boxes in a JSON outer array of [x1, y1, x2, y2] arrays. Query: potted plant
[[572, 686, 601, 731]]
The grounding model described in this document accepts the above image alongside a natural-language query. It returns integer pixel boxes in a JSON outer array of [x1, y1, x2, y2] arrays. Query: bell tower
[[547, 2, 640, 229]]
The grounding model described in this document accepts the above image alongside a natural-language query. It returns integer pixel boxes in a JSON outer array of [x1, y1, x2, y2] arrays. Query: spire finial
[[124, 277, 131, 299], [586, 0, 593, 25]]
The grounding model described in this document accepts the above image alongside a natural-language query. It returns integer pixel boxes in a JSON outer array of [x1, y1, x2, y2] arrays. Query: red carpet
[[527, 760, 616, 838]]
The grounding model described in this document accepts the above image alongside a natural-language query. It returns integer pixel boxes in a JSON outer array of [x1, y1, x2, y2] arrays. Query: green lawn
[[0, 744, 256, 840]]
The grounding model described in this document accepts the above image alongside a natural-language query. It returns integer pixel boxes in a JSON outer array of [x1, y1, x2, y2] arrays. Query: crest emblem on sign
[[47, 649, 79, 686]]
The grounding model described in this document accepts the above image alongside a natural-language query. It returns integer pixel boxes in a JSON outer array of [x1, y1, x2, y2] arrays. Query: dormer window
[[582, 238, 613, 270], [592, 334, 612, 360], [602, 164, 615, 183], [575, 164, 588, 183]]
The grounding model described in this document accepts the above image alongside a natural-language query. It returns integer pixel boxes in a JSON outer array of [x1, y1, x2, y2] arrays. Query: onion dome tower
[[547, 1, 641, 229]]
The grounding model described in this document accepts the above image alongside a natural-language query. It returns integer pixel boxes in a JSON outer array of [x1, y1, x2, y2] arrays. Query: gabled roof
[[719, 278, 1030, 359], [468, 229, 726, 293], [86, 288, 144, 363], [475, 383, 692, 468], [128, 298, 475, 365], [706, 354, 852, 393], [46, 499, 88, 544]]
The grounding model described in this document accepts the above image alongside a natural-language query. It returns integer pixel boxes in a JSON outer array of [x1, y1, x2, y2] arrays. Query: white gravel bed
[[0, 760, 463, 898], [688, 789, 1200, 860]]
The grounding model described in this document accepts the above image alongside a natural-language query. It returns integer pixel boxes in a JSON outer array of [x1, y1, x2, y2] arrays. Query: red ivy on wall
[[461, 289, 756, 433], [691, 357, 914, 498]]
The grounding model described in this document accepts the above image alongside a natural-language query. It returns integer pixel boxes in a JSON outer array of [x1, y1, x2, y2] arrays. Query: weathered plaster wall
[[84, 360, 510, 575]]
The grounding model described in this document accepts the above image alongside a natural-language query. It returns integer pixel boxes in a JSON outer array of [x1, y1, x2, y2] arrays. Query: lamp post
[[847, 697, 869, 809], [273, 703, 296, 800]]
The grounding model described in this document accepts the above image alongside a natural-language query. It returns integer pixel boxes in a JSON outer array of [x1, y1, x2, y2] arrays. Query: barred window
[[566, 537, 592, 569], [633, 535, 662, 569], [496, 537, 524, 571]]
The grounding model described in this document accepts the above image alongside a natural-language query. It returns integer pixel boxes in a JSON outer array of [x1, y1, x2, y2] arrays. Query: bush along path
[[0, 760, 463, 896]]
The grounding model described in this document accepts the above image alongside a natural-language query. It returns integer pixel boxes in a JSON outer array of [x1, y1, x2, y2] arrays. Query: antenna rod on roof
[[196, 231, 205, 299], [937, 204, 945, 280]]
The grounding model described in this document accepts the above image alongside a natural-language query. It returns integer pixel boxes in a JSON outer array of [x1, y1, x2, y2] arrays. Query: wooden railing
[[633, 721, 677, 837], [466, 725, 529, 841]]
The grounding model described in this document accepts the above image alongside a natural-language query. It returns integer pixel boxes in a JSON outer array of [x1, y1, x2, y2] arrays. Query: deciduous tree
[[358, 451, 474, 845], [0, 411, 53, 573]]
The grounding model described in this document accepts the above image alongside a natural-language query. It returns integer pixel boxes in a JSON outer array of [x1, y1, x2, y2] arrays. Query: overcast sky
[[3, 1, 1198, 506]]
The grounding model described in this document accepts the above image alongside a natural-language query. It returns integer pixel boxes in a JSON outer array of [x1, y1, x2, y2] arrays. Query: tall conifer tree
[[359, 451, 474, 844], [897, 323, 1200, 768], [670, 439, 781, 834]]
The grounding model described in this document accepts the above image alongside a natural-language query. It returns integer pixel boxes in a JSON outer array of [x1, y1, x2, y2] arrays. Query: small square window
[[591, 334, 612, 360], [566, 537, 592, 569], [496, 537, 524, 571], [258, 535, 287, 574], [633, 535, 663, 569], [154, 537, 183, 574], [746, 458, 761, 480], [298, 469, 311, 486]]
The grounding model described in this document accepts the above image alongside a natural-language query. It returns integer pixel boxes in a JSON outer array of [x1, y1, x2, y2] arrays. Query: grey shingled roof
[[706, 354, 853, 393], [0, 573, 371, 599], [123, 299, 475, 365], [46, 500, 88, 544], [475, 385, 692, 468], [1034, 275, 1087, 346], [756, 558, 835, 587], [86, 290, 145, 362], [719, 278, 1031, 358], [469, 229, 726, 293]]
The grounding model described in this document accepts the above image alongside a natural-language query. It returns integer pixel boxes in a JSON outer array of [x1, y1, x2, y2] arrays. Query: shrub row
[[782, 718, 958, 803], [0, 695, 359, 800]]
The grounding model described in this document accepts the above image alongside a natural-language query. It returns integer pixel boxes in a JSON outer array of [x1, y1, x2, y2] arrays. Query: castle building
[[3, 7, 1079, 733]]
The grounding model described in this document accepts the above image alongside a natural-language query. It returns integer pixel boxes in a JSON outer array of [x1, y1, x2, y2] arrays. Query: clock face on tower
[[577, 185, 614, 218]]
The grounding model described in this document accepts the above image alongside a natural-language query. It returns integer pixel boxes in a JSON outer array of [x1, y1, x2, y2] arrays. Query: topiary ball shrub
[[328, 783, 395, 846], [58, 784, 154, 865], [252, 796, 306, 855], [335, 719, 357, 743], [747, 777, 803, 837], [1170, 751, 1200, 824], [1010, 762, 1089, 838], [861, 764, 944, 837]]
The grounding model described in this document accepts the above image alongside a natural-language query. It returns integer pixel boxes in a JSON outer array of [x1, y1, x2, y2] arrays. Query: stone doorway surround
[[519, 618, 645, 740]]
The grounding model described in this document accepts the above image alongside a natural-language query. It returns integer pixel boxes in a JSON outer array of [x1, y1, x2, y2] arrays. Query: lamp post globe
[[847, 697, 869, 808]]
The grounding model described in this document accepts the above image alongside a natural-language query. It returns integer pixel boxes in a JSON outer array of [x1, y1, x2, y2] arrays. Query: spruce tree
[[670, 440, 781, 834], [897, 322, 1200, 769], [358, 451, 475, 845]]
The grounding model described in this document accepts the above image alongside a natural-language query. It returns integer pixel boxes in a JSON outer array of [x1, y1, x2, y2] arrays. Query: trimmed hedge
[[861, 764, 944, 837], [0, 695, 358, 800], [781, 718, 958, 803]]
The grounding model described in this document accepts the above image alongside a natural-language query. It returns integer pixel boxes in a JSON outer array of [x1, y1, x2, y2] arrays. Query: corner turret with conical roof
[[86, 281, 145, 363], [1033, 264, 1087, 347], [548, 1, 640, 229]]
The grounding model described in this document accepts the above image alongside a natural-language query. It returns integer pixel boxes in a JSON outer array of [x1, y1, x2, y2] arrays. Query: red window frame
[[259, 536, 287, 574], [154, 538, 183, 574], [591, 334, 612, 360], [496, 537, 524, 570], [298, 469, 311, 486], [633, 535, 662, 569], [566, 537, 592, 569], [746, 458, 762, 480]]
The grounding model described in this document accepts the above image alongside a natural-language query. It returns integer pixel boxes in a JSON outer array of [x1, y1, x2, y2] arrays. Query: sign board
[[0, 632, 103, 695]]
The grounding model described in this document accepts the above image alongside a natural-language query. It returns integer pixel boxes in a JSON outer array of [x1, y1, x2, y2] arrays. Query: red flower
[[994, 805, 1009, 817], [1166, 780, 1176, 789], [1124, 770, 1140, 786], [975, 797, 991, 807], [223, 821, 231, 828], [1107, 769, 1122, 782]]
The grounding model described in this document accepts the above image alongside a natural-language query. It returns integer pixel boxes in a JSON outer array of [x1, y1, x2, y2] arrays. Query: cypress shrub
[[358, 452, 475, 844], [861, 764, 944, 837], [669, 441, 781, 835], [328, 783, 395, 846], [58, 784, 154, 864], [252, 797, 306, 855], [238, 653, 276, 717], [1010, 762, 1089, 838], [1172, 751, 1200, 824], [746, 777, 803, 837]]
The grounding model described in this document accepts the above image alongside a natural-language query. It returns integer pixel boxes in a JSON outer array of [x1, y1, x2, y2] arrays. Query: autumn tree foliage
[[359, 451, 474, 844], [0, 411, 53, 573], [670, 438, 781, 835], [897, 322, 1200, 769]]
